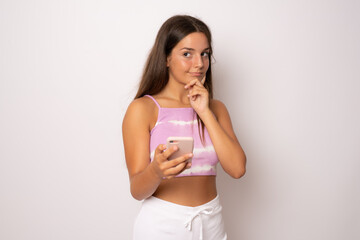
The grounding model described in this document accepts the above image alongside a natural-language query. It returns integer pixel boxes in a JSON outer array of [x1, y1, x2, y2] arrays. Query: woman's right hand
[[151, 144, 193, 179]]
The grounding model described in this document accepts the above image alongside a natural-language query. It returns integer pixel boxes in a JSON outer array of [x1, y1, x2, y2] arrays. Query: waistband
[[143, 195, 220, 214]]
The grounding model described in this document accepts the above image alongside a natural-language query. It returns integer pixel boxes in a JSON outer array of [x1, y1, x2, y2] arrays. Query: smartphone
[[166, 137, 194, 162]]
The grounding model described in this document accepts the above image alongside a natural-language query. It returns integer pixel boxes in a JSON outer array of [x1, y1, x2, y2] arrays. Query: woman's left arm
[[201, 100, 246, 178], [186, 79, 246, 178]]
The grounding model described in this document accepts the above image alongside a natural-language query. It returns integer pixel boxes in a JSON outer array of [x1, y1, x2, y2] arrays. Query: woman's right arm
[[122, 98, 192, 200]]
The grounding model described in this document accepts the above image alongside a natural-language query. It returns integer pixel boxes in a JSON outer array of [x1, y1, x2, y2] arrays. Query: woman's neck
[[158, 79, 190, 105]]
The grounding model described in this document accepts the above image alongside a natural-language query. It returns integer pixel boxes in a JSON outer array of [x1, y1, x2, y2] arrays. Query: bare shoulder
[[209, 99, 229, 118], [126, 96, 156, 114], [122, 96, 158, 131]]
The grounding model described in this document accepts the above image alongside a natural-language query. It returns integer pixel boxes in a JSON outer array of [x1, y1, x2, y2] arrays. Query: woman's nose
[[194, 54, 204, 68]]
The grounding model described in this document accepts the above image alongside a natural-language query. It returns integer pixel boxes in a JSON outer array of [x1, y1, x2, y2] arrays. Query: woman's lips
[[189, 72, 203, 77]]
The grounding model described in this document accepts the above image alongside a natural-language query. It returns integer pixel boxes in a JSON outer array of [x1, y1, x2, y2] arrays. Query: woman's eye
[[201, 52, 210, 57], [183, 52, 191, 57]]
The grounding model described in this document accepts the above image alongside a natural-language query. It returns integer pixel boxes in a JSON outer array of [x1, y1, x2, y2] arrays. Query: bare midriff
[[152, 176, 217, 207]]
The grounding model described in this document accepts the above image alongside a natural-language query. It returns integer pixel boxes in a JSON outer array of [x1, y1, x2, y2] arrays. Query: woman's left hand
[[184, 76, 209, 115]]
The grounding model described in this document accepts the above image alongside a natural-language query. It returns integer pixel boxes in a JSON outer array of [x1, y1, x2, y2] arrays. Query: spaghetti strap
[[144, 95, 161, 109]]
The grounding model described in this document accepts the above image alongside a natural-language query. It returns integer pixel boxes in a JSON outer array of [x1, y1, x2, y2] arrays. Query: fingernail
[[188, 153, 193, 157]]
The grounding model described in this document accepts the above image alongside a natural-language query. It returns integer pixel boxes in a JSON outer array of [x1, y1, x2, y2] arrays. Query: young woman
[[122, 15, 246, 240]]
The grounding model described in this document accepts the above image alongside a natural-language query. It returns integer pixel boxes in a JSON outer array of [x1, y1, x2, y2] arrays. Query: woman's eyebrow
[[180, 47, 210, 51], [180, 47, 195, 51]]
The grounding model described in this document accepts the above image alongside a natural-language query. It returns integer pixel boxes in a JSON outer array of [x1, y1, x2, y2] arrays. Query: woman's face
[[167, 32, 210, 85]]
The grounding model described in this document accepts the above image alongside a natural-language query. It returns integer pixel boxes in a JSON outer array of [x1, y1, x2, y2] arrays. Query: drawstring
[[184, 206, 220, 240]]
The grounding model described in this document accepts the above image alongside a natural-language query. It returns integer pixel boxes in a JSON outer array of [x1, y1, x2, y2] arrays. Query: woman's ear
[[167, 53, 174, 67]]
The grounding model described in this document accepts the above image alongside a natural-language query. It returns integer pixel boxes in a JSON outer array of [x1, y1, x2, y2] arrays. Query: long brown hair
[[135, 15, 214, 143]]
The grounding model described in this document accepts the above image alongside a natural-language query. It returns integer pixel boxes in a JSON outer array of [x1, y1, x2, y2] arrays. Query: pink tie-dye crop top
[[146, 95, 219, 177]]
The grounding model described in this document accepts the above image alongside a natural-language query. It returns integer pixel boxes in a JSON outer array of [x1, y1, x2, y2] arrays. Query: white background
[[1, 0, 359, 239]]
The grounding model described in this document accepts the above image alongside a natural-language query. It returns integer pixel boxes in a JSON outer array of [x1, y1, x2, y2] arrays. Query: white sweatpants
[[133, 195, 227, 240]]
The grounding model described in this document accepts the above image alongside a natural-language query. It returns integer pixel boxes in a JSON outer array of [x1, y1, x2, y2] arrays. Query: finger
[[188, 88, 207, 100], [187, 80, 206, 90], [164, 160, 192, 178], [169, 160, 192, 175], [192, 79, 205, 88], [162, 145, 179, 160], [164, 161, 188, 177], [184, 79, 200, 89], [154, 144, 167, 162], [201, 76, 206, 85], [155, 144, 166, 155], [165, 153, 193, 168], [185, 162, 192, 169], [189, 85, 206, 93], [187, 91, 198, 101]]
